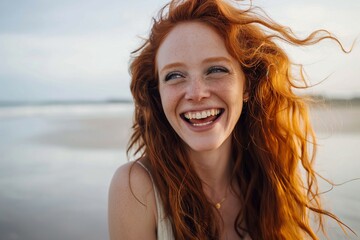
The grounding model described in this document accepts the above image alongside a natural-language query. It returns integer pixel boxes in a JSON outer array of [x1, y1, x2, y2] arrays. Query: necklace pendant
[[215, 203, 221, 209]]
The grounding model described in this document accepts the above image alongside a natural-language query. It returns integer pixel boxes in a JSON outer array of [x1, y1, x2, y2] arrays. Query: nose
[[184, 76, 210, 102]]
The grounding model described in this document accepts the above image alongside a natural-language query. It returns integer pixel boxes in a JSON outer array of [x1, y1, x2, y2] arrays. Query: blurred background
[[0, 0, 359, 239]]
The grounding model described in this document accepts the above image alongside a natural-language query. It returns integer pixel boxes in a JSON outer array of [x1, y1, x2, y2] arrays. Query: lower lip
[[183, 113, 223, 132]]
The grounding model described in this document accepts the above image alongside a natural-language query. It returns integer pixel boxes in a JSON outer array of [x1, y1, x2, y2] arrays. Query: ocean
[[0, 102, 359, 240]]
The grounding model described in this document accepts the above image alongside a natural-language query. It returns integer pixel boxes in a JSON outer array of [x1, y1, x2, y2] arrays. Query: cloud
[[0, 33, 126, 81], [0, 0, 169, 102], [0, 0, 359, 101], [0, 31, 137, 101]]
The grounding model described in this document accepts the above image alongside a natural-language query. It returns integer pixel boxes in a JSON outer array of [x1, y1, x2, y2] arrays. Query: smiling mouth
[[181, 108, 224, 127]]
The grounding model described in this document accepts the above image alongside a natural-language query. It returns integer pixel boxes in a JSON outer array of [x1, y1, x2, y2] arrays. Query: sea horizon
[[1, 93, 360, 107]]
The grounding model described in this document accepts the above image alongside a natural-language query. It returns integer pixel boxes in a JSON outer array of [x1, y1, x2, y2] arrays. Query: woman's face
[[156, 21, 246, 153]]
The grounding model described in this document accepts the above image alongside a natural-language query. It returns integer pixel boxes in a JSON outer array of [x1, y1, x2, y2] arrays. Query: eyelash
[[165, 71, 184, 81], [207, 66, 229, 74]]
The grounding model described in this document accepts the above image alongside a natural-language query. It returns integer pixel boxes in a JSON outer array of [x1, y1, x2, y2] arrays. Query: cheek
[[159, 87, 178, 117], [218, 81, 243, 102]]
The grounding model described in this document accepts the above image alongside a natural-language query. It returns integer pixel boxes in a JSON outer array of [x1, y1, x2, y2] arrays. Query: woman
[[108, 0, 350, 239]]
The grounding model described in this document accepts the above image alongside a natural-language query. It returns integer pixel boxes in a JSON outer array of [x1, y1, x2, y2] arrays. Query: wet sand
[[0, 101, 359, 240]]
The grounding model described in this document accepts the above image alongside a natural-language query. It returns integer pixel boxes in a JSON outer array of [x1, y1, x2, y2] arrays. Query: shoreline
[[1, 100, 359, 151]]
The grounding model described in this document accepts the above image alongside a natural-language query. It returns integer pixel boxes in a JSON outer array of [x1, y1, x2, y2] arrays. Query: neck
[[188, 137, 233, 199]]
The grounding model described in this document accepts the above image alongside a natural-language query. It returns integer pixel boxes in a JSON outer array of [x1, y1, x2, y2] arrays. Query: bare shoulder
[[108, 161, 157, 240]]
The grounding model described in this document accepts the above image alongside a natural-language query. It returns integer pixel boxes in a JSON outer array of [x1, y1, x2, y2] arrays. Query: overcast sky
[[0, 0, 359, 102]]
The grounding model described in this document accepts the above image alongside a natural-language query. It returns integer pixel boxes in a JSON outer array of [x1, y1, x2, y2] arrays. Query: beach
[[0, 101, 359, 239]]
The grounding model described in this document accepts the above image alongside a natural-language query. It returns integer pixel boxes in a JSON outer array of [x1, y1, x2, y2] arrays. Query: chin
[[185, 139, 225, 153]]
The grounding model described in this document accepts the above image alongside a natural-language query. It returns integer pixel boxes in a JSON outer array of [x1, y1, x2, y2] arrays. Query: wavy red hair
[[128, 0, 350, 239]]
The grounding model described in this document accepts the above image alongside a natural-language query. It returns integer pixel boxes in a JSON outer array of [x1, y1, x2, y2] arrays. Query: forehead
[[156, 21, 232, 69]]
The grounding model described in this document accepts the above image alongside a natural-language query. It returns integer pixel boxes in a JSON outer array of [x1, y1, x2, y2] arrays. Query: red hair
[[128, 0, 350, 239]]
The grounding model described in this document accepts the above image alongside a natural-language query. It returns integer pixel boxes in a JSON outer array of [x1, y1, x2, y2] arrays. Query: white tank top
[[136, 161, 175, 240]]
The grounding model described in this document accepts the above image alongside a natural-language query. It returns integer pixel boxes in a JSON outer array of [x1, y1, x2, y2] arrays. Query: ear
[[243, 91, 249, 102]]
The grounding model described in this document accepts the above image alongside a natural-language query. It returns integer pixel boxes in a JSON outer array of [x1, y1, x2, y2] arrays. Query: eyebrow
[[202, 56, 232, 64], [159, 62, 186, 75], [159, 56, 232, 75]]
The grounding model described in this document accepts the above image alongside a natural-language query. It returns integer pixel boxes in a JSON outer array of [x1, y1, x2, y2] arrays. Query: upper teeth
[[184, 109, 221, 120]]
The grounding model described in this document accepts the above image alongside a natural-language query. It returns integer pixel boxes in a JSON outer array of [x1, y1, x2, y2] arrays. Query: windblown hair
[[128, 0, 349, 239]]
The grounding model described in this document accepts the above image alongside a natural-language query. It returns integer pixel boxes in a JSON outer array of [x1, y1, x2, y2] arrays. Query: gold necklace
[[214, 197, 226, 209], [213, 187, 229, 209]]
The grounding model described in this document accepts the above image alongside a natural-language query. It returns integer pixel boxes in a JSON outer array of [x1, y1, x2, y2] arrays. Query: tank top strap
[[135, 161, 175, 240]]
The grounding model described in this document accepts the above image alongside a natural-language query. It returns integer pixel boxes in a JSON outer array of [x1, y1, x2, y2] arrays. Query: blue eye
[[207, 66, 229, 74], [165, 71, 184, 81]]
